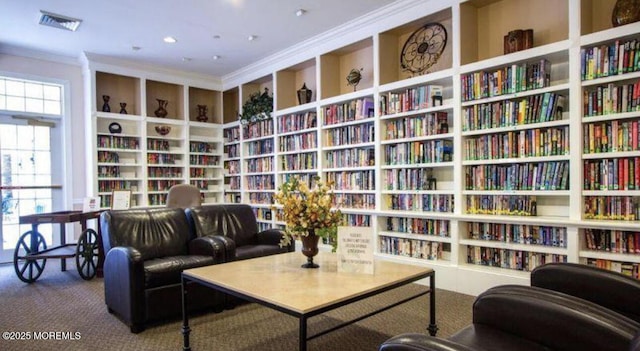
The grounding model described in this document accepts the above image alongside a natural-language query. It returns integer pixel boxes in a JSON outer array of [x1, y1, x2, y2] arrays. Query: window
[[0, 76, 63, 116]]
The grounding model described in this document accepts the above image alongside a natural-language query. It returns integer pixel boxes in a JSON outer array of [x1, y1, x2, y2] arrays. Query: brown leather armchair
[[379, 285, 640, 351], [186, 204, 293, 261], [531, 262, 640, 323], [100, 207, 226, 333]]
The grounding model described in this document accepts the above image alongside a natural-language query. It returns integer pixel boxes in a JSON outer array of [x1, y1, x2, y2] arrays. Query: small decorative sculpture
[[119, 102, 127, 114], [346, 68, 363, 92], [196, 104, 208, 122], [155, 99, 168, 118], [297, 83, 312, 105], [102, 95, 111, 112]]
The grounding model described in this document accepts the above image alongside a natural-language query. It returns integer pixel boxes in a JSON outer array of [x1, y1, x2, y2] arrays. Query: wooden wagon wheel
[[76, 228, 99, 280], [13, 230, 48, 283]]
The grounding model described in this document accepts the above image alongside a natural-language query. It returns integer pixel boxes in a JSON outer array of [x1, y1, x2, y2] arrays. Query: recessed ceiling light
[[295, 9, 306, 17], [212, 55, 221, 60], [182, 57, 192, 62], [131, 46, 141, 51], [248, 35, 257, 41], [163, 36, 177, 43], [212, 35, 221, 39]]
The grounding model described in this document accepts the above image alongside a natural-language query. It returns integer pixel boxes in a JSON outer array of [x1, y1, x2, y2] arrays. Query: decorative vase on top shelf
[[155, 99, 168, 118], [196, 104, 209, 122]]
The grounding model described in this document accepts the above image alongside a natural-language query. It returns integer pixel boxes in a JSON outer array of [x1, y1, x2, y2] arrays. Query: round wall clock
[[400, 22, 447, 76]]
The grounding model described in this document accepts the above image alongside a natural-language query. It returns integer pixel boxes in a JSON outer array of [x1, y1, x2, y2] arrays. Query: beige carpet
[[0, 259, 474, 351]]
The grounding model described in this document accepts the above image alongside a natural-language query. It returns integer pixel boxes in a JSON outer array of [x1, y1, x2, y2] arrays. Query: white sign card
[[111, 190, 131, 210], [337, 226, 374, 274], [82, 197, 99, 212]]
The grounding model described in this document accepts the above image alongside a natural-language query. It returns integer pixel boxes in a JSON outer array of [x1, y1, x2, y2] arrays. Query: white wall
[[0, 53, 86, 212]]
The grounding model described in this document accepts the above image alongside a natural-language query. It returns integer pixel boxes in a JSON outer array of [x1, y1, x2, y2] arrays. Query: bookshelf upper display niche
[[379, 8, 453, 85], [188, 86, 223, 124], [276, 58, 317, 111], [223, 87, 239, 124], [460, 0, 569, 65], [95, 72, 141, 116], [145, 79, 184, 120], [320, 38, 374, 99]]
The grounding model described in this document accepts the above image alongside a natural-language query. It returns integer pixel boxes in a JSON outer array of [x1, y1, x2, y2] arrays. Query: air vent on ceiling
[[39, 10, 82, 32]]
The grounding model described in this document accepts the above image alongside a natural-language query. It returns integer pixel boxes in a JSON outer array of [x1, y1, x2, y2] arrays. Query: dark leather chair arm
[[103, 246, 145, 326], [210, 235, 236, 262], [188, 235, 226, 264], [531, 262, 640, 323], [380, 334, 477, 351], [472, 285, 639, 351], [257, 228, 292, 251]]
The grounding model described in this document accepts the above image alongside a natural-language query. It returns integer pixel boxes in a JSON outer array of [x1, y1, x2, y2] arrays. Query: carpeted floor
[[0, 259, 474, 351]]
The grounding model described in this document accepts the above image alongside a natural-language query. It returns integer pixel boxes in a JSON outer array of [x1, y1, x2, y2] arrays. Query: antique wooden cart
[[13, 210, 103, 283]]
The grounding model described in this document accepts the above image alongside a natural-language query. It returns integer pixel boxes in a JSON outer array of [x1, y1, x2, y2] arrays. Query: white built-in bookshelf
[[84, 0, 640, 295]]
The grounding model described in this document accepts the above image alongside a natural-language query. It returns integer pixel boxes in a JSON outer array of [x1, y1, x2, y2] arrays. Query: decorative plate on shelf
[[400, 22, 447, 76]]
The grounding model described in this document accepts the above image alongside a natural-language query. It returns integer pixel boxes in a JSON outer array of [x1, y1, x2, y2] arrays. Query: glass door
[[0, 123, 58, 263]]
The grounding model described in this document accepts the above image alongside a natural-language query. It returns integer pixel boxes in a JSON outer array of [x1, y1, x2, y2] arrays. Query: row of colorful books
[[584, 228, 640, 254], [324, 122, 374, 146], [466, 222, 566, 247], [277, 111, 317, 134], [147, 167, 182, 178], [583, 119, 640, 154], [278, 131, 317, 151], [383, 167, 435, 191], [580, 38, 640, 81], [324, 148, 375, 168], [325, 170, 375, 191], [466, 195, 537, 216], [383, 140, 453, 165], [464, 126, 569, 160], [246, 157, 273, 173], [387, 194, 454, 213], [224, 127, 240, 143], [466, 245, 566, 271], [243, 119, 273, 139], [384, 217, 449, 236], [280, 153, 316, 171], [584, 157, 640, 191], [333, 193, 375, 209], [98, 180, 136, 192], [583, 196, 639, 221], [461, 59, 551, 102], [379, 236, 445, 261], [321, 97, 375, 126], [245, 174, 274, 190], [98, 135, 140, 150], [224, 144, 239, 158], [189, 141, 217, 153], [379, 85, 443, 115], [462, 92, 565, 131], [584, 258, 640, 279], [385, 112, 448, 141], [245, 139, 273, 156], [583, 81, 640, 116], [147, 179, 181, 191], [465, 161, 569, 191]]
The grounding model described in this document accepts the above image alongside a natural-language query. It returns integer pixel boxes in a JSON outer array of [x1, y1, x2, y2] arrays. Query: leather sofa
[[100, 207, 227, 333], [379, 284, 640, 351], [186, 204, 294, 261]]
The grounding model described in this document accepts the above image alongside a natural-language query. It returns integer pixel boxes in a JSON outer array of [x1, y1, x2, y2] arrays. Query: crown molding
[[221, 0, 429, 89], [82, 52, 223, 88], [0, 44, 82, 67]]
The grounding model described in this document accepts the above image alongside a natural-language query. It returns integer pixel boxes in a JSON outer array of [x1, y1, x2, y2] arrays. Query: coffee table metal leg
[[299, 316, 307, 351], [182, 276, 192, 351], [427, 273, 438, 336]]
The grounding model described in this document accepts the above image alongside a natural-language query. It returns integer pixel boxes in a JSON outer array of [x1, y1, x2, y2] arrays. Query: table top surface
[[183, 251, 433, 314]]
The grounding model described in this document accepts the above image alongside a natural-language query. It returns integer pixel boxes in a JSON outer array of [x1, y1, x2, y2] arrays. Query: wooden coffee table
[[181, 251, 437, 351]]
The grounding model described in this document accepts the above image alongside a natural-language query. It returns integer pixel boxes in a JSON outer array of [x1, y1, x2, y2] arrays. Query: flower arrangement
[[239, 88, 273, 124], [272, 176, 343, 252]]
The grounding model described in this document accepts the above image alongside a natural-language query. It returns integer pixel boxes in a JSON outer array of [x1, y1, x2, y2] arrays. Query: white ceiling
[[0, 0, 399, 78]]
